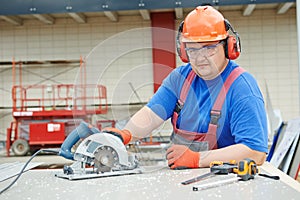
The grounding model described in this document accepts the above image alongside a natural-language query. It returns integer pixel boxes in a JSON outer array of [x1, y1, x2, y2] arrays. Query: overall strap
[[210, 67, 246, 124], [174, 70, 196, 113]]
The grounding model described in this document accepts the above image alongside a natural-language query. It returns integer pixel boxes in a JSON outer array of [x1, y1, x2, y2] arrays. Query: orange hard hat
[[182, 6, 228, 42]]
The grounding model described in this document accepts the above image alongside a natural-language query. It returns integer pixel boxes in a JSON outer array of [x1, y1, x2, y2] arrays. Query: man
[[60, 6, 268, 169]]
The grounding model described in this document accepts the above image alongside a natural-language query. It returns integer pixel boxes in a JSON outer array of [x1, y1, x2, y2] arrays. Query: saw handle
[[59, 121, 100, 160], [102, 128, 132, 145]]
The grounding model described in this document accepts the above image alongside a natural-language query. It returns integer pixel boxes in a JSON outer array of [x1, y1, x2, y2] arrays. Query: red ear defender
[[226, 35, 240, 60], [224, 19, 241, 60], [176, 21, 189, 63], [179, 42, 189, 63]]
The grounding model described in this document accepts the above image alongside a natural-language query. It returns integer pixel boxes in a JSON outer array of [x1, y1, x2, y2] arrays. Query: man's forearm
[[199, 143, 266, 167], [124, 106, 164, 142]]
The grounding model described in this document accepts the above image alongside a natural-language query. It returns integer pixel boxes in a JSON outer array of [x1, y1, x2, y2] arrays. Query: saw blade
[[94, 145, 119, 173]]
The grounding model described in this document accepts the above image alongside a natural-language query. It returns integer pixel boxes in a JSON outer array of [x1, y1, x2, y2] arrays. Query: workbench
[[0, 162, 299, 199]]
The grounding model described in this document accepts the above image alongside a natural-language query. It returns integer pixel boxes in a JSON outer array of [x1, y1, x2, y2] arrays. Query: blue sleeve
[[146, 67, 189, 120], [229, 74, 268, 153], [146, 86, 177, 120]]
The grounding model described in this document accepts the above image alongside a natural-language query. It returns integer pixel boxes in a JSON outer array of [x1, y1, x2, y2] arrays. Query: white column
[[297, 0, 300, 115]]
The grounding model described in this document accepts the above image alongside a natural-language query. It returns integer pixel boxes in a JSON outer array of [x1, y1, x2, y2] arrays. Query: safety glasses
[[185, 41, 224, 59]]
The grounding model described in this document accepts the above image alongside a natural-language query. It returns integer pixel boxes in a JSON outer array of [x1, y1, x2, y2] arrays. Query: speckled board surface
[[0, 164, 299, 199]]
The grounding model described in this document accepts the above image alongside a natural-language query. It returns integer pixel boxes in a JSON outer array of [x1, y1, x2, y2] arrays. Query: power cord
[[0, 148, 60, 195]]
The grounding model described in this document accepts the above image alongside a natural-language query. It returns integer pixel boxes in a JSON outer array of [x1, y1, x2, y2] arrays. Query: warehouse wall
[[0, 8, 298, 141]]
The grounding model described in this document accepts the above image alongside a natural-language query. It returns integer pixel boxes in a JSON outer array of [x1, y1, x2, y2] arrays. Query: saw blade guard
[[73, 133, 131, 168]]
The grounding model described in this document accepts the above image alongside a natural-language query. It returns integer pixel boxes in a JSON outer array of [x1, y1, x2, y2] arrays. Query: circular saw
[[55, 133, 142, 180]]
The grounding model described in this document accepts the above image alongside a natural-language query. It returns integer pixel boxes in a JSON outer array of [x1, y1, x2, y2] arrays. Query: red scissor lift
[[6, 58, 109, 156]]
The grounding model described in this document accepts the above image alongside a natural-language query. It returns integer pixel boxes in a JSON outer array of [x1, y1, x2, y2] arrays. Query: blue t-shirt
[[147, 60, 268, 153]]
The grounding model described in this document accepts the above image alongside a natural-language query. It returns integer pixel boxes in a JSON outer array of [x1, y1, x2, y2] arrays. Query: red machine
[[6, 58, 109, 156]]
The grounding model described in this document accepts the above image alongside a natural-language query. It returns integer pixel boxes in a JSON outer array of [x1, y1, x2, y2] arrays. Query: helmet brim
[[182, 34, 228, 43]]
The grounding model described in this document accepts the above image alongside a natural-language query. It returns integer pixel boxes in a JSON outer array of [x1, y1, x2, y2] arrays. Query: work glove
[[166, 144, 200, 169], [102, 127, 132, 145]]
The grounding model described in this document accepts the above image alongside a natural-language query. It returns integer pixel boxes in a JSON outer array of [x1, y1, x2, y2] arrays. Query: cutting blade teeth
[[94, 145, 119, 173]]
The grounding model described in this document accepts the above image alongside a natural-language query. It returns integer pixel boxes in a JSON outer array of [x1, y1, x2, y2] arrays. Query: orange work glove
[[166, 144, 200, 169], [102, 127, 132, 145]]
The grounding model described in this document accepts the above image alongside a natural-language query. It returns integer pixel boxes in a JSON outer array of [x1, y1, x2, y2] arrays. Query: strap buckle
[[175, 100, 184, 114], [210, 110, 221, 125]]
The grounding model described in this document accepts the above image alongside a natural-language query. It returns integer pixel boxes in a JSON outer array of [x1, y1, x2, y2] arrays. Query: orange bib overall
[[171, 67, 245, 152]]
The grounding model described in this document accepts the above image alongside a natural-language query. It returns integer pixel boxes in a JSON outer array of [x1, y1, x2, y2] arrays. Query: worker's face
[[185, 41, 228, 80]]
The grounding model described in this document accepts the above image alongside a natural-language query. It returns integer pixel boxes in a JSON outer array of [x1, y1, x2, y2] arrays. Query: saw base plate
[[55, 168, 143, 181]]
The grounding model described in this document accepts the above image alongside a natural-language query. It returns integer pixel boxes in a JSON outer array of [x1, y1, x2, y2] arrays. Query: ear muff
[[225, 36, 240, 60], [224, 19, 241, 60], [176, 21, 189, 63]]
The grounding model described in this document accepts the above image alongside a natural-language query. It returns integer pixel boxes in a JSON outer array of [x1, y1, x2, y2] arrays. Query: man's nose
[[194, 54, 207, 64]]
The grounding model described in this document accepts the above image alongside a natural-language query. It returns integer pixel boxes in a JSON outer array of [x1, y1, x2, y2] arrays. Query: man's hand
[[102, 127, 132, 145], [166, 144, 200, 169]]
